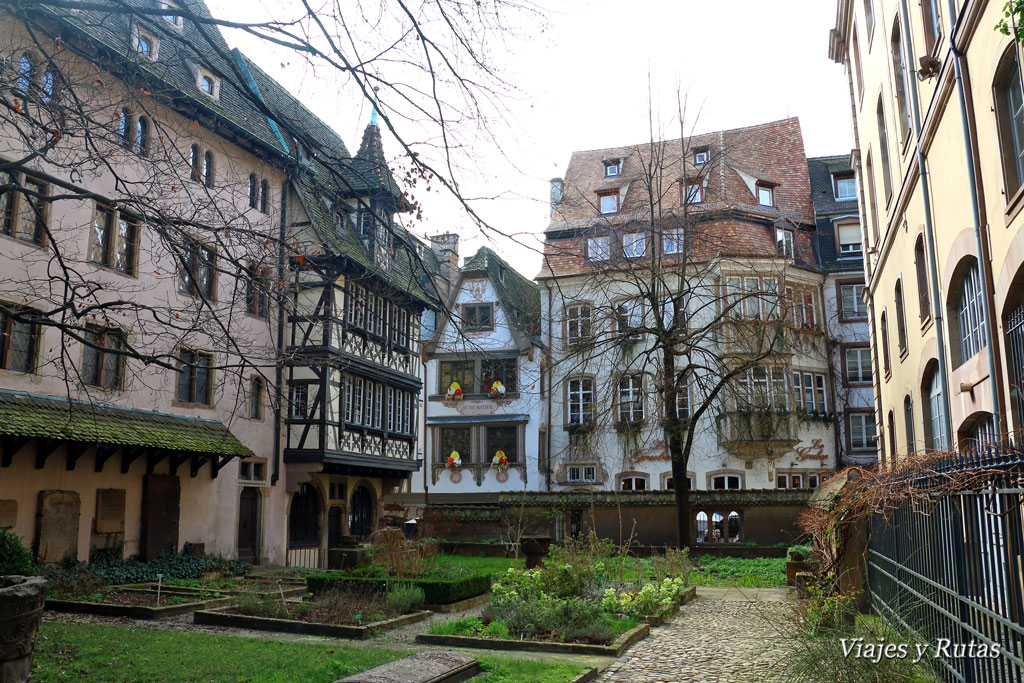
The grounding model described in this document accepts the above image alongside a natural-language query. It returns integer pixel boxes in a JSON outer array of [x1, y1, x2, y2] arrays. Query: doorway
[[237, 488, 260, 563], [349, 485, 374, 540]]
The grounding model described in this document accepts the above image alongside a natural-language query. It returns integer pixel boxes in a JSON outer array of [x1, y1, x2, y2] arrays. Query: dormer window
[[198, 71, 219, 98], [160, 0, 183, 27], [776, 228, 794, 259], [833, 173, 857, 200], [684, 181, 702, 204], [604, 159, 621, 177], [837, 221, 863, 255], [598, 192, 618, 214], [757, 183, 775, 207], [134, 28, 159, 59], [694, 149, 709, 166]]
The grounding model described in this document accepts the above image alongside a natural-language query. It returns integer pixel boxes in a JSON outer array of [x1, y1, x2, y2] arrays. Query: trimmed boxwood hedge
[[306, 572, 491, 605]]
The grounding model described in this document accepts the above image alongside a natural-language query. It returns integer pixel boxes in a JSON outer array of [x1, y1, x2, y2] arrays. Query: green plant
[[428, 617, 486, 636], [787, 545, 811, 562], [306, 572, 490, 605], [601, 577, 684, 618], [804, 585, 860, 636], [0, 529, 35, 576], [385, 583, 425, 614]]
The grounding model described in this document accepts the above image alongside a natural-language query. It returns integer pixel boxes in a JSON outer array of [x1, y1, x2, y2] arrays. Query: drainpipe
[[896, 0, 954, 448], [945, 0, 1007, 436], [272, 182, 288, 486], [545, 283, 553, 492]]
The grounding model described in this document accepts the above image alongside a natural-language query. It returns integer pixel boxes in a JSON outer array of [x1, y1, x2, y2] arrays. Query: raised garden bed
[[421, 590, 491, 613], [640, 586, 697, 626], [306, 572, 490, 606], [117, 579, 307, 599], [46, 590, 232, 619], [194, 605, 432, 639], [415, 622, 651, 657]]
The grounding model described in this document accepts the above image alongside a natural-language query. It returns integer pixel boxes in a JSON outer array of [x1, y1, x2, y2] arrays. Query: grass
[[34, 622, 585, 682], [432, 554, 524, 574], [687, 556, 786, 587]]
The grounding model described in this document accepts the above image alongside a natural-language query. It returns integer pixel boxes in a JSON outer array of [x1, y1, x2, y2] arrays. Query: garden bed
[[422, 590, 491, 613], [306, 571, 491, 605], [415, 622, 650, 657], [118, 578, 307, 599], [641, 586, 697, 626], [194, 604, 432, 639], [46, 589, 231, 619]]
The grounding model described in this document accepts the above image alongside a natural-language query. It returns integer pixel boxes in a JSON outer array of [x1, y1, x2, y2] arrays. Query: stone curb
[[421, 591, 491, 613], [414, 623, 651, 656], [45, 594, 232, 619], [193, 606, 433, 639]]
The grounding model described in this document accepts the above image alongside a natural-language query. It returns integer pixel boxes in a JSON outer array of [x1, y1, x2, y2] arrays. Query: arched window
[[119, 109, 133, 148], [876, 98, 894, 201], [189, 144, 200, 181], [904, 395, 916, 453], [888, 410, 897, 458], [924, 365, 948, 451], [880, 311, 891, 375], [865, 153, 880, 243], [921, 0, 942, 55], [17, 52, 34, 94], [259, 180, 269, 213], [203, 151, 214, 188], [727, 511, 741, 543], [914, 235, 930, 321], [135, 116, 148, 156], [955, 260, 986, 364], [994, 47, 1024, 197], [41, 67, 57, 103], [695, 511, 708, 542], [890, 19, 910, 141], [711, 512, 725, 542], [248, 174, 257, 208], [895, 280, 907, 354], [966, 413, 998, 450]]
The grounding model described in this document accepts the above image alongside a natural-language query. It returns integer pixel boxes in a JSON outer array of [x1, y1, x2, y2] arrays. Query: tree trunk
[[668, 431, 692, 548]]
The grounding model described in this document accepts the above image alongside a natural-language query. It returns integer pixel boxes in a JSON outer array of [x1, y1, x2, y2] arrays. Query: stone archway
[[349, 485, 374, 540]]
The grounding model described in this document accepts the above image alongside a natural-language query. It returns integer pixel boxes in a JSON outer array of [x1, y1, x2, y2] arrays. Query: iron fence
[[868, 444, 1024, 682]]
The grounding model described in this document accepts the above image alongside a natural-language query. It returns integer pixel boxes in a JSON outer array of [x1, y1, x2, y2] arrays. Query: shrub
[[0, 529, 35, 576], [385, 583, 425, 614], [787, 545, 811, 562], [601, 577, 684, 618], [306, 572, 490, 605], [428, 617, 484, 636]]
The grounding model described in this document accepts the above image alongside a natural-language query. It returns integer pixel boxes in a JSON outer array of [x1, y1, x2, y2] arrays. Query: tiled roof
[[808, 155, 862, 274], [348, 122, 404, 201], [0, 390, 252, 456], [461, 247, 541, 340]]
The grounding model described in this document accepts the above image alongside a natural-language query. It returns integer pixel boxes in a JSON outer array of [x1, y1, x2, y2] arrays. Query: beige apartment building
[[830, 0, 1024, 461]]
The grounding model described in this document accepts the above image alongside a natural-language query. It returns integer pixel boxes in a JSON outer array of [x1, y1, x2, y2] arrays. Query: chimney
[[428, 232, 460, 296], [549, 178, 563, 216]]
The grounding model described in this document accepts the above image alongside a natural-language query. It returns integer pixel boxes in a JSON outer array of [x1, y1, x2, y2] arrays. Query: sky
[[209, 0, 853, 278]]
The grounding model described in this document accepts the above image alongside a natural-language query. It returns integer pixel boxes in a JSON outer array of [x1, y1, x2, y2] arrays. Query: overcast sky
[[211, 0, 852, 278]]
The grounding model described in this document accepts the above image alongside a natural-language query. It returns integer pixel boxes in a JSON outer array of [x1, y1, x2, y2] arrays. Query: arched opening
[[1004, 264, 1024, 434], [947, 256, 987, 367], [135, 116, 149, 156], [119, 108, 133, 148], [894, 280, 907, 354], [904, 395, 916, 454], [958, 411, 998, 452], [695, 511, 708, 542], [327, 506, 343, 548], [880, 311, 891, 375], [259, 180, 269, 213], [203, 151, 214, 188], [189, 144, 200, 181], [727, 511, 741, 543], [915, 235, 930, 321], [18, 52, 34, 94], [711, 512, 725, 543], [922, 360, 948, 452], [994, 45, 1024, 197], [248, 174, 257, 208], [288, 483, 320, 548], [349, 485, 374, 540]]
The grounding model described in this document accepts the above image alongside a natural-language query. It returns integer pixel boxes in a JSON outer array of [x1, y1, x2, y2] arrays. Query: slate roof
[[808, 155, 862, 274], [0, 390, 252, 456], [461, 247, 541, 340]]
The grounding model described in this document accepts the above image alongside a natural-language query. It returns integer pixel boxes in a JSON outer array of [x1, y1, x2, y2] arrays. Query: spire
[[370, 86, 379, 127]]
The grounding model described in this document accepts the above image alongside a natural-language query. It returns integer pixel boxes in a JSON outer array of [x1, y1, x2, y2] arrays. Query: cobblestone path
[[596, 589, 793, 683]]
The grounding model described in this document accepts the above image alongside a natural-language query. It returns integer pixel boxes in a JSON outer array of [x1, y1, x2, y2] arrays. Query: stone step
[[335, 651, 480, 683]]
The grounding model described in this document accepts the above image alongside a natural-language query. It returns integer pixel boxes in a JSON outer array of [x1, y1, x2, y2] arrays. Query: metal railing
[[868, 444, 1024, 682]]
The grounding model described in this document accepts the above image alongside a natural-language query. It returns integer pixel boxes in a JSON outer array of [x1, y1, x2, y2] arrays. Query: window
[[614, 299, 643, 339], [0, 307, 37, 373], [480, 357, 517, 393], [865, 153, 880, 242], [198, 70, 219, 98], [840, 283, 867, 319], [345, 377, 363, 424], [849, 413, 876, 450], [876, 98, 894, 200], [89, 204, 138, 275], [462, 304, 493, 332], [176, 350, 212, 404], [17, 52, 34, 96], [620, 476, 647, 491], [248, 174, 258, 209], [290, 384, 308, 419], [837, 222, 862, 255], [891, 20, 910, 141], [599, 192, 618, 214], [41, 67, 57, 103], [160, 0, 183, 27], [786, 287, 817, 328], [777, 473, 815, 489], [673, 371, 690, 418], [246, 266, 270, 318], [179, 238, 216, 299], [0, 174, 47, 245], [439, 360, 474, 394], [995, 51, 1024, 196], [895, 280, 908, 354], [189, 145, 200, 181], [880, 311, 891, 375], [925, 367, 947, 450], [904, 395, 916, 453], [845, 347, 872, 384], [259, 180, 269, 213], [622, 232, 646, 258], [863, 0, 874, 35], [135, 30, 157, 59], [792, 372, 828, 414], [485, 425, 518, 463], [662, 228, 683, 255], [921, 0, 942, 55], [203, 151, 214, 188], [567, 377, 594, 425], [852, 29, 864, 100], [135, 116, 149, 156], [439, 426, 471, 462], [776, 228, 794, 259], [587, 236, 610, 261], [568, 465, 597, 483], [249, 378, 264, 420], [685, 182, 702, 204], [956, 261, 986, 363], [617, 374, 644, 423], [757, 184, 774, 206], [603, 159, 620, 177], [735, 366, 788, 411], [81, 327, 124, 390], [118, 109, 132, 148], [729, 277, 779, 320], [833, 173, 857, 200], [694, 149, 709, 166], [711, 475, 741, 490], [565, 304, 592, 345], [915, 236, 930, 321]]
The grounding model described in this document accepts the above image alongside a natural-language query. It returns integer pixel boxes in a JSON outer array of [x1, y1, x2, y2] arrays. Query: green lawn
[[434, 553, 524, 574], [33, 622, 585, 682], [687, 556, 786, 587]]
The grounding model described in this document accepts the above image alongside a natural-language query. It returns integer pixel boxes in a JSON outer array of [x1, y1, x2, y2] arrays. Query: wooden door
[[140, 474, 179, 561], [237, 488, 260, 563]]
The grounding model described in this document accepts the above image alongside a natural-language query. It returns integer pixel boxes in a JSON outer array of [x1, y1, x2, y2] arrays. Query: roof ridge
[[565, 117, 801, 157]]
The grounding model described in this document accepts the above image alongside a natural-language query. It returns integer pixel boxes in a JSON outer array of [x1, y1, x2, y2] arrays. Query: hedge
[[306, 572, 491, 605]]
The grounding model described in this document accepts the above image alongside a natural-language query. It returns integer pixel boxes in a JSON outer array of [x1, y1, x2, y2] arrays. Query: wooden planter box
[[786, 561, 814, 586], [193, 606, 432, 639], [415, 623, 650, 657], [46, 593, 232, 620]]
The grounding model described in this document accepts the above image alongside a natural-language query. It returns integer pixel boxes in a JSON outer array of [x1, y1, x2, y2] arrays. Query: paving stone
[[335, 650, 479, 682]]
